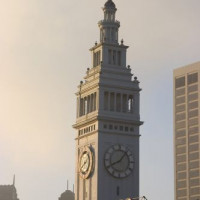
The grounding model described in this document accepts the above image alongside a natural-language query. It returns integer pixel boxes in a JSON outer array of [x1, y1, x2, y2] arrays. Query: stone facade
[[73, 0, 143, 200]]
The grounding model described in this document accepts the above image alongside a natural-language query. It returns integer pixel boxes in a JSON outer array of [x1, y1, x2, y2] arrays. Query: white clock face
[[79, 146, 94, 179], [80, 153, 90, 173], [104, 144, 134, 178]]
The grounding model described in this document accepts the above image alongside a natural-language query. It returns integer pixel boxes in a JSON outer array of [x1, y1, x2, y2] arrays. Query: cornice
[[98, 115, 143, 126], [73, 114, 143, 129], [75, 130, 97, 140], [73, 115, 98, 129], [101, 130, 141, 137], [98, 82, 141, 92], [76, 83, 99, 95], [89, 42, 129, 51]]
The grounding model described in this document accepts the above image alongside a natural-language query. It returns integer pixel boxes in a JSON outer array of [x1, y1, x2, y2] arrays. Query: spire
[[98, 0, 120, 44], [13, 175, 15, 186]]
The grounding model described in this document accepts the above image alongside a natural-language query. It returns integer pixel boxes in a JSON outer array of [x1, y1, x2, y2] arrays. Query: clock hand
[[109, 152, 126, 167], [81, 157, 89, 170], [81, 160, 87, 169]]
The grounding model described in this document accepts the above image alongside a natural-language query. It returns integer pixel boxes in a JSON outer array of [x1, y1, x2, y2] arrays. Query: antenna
[[67, 180, 69, 190], [73, 184, 74, 193], [13, 175, 15, 186]]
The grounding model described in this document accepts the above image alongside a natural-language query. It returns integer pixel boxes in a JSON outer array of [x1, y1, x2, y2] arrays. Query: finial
[[87, 68, 90, 71], [127, 65, 130, 69], [80, 81, 83, 85], [95, 41, 97, 46], [13, 175, 15, 186], [104, 0, 116, 9], [121, 39, 124, 45], [134, 76, 140, 84]]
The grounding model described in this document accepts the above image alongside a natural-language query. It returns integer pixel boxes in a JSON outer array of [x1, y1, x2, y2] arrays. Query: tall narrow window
[[84, 97, 87, 115], [94, 92, 97, 111], [98, 51, 101, 65], [100, 29, 103, 41], [91, 94, 94, 112], [110, 92, 115, 111], [104, 92, 109, 110], [108, 28, 110, 41], [103, 29, 106, 41], [122, 94, 127, 112], [128, 95, 134, 113], [80, 98, 84, 117], [93, 51, 101, 67], [118, 51, 121, 66], [116, 93, 121, 112], [111, 14, 114, 21], [106, 13, 108, 20], [111, 28, 114, 41], [108, 50, 112, 64], [87, 96, 90, 113], [113, 50, 116, 65]]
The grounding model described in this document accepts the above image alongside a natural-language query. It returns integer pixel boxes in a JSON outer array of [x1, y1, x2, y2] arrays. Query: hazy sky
[[1, 0, 200, 199]]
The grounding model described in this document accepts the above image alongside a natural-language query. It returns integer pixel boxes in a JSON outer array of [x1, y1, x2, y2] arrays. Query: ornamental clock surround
[[73, 0, 143, 199], [79, 146, 94, 179]]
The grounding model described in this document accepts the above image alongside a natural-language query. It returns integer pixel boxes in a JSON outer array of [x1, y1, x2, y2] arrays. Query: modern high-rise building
[[73, 0, 143, 199], [174, 61, 200, 200]]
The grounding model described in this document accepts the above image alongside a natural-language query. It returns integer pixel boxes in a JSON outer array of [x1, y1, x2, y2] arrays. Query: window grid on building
[[174, 70, 200, 200]]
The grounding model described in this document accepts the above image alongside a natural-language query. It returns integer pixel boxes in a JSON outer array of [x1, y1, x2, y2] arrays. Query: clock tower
[[73, 1, 143, 199]]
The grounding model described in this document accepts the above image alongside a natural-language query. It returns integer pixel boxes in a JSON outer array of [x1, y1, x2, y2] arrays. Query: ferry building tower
[[73, 1, 143, 199]]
